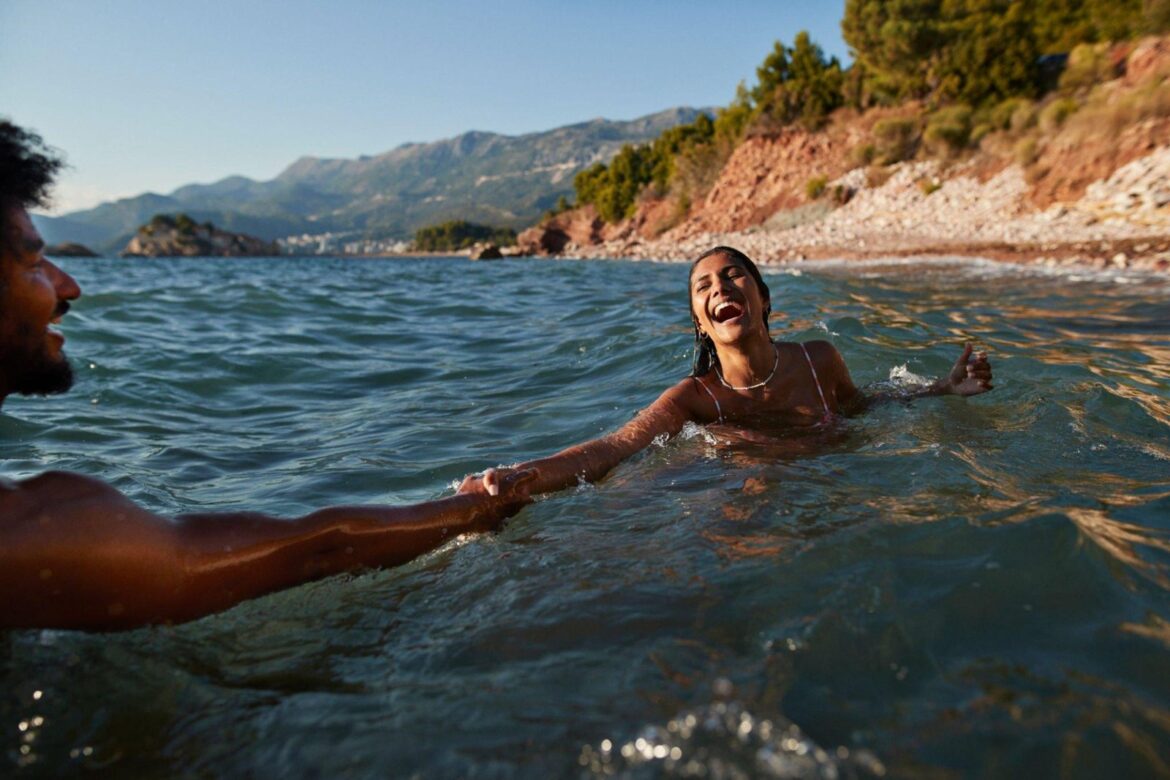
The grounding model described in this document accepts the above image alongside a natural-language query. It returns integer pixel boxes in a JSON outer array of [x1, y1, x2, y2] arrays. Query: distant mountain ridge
[[34, 107, 708, 254]]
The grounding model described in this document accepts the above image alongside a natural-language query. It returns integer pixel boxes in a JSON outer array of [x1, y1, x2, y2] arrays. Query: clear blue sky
[[1, 0, 847, 214]]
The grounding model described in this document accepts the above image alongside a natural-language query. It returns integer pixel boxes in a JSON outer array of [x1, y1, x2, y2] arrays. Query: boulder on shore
[[469, 242, 503, 260], [516, 205, 612, 256]]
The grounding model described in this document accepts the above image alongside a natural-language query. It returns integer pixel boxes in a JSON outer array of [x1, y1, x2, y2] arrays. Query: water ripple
[[3, 257, 1168, 776]]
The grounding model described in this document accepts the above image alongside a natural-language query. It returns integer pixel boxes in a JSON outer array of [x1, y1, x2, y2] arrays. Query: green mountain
[[34, 107, 707, 254]]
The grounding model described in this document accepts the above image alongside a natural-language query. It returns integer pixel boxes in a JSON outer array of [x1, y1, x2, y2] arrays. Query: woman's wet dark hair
[[689, 246, 771, 377]]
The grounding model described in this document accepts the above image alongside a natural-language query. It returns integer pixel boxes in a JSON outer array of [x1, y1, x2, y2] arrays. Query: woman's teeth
[[713, 302, 742, 323]]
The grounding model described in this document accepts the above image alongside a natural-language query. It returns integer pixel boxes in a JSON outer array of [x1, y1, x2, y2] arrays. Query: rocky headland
[[122, 214, 279, 258], [519, 37, 1170, 273]]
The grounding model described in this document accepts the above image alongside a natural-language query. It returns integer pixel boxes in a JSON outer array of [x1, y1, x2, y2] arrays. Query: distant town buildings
[[277, 233, 413, 256]]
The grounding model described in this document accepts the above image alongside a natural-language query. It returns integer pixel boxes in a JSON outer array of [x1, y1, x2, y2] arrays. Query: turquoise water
[[3, 256, 1170, 777]]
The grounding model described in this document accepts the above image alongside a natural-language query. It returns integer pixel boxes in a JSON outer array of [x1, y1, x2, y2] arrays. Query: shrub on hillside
[[872, 117, 919, 164], [969, 123, 994, 145], [1059, 43, 1120, 93], [987, 97, 1032, 132], [805, 175, 828, 200], [1014, 137, 1040, 166], [918, 178, 942, 195], [923, 105, 973, 156], [1039, 97, 1081, 131], [850, 143, 877, 167], [865, 165, 893, 188], [1010, 100, 1039, 132]]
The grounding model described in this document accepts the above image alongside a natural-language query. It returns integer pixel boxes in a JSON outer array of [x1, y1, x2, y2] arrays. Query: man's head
[[0, 120, 81, 406]]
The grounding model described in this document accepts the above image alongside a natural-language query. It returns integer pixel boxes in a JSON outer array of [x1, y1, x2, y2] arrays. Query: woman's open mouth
[[712, 302, 744, 323]]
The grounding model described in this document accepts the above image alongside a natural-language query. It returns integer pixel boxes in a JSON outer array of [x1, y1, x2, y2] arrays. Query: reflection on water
[[2, 256, 1169, 776]]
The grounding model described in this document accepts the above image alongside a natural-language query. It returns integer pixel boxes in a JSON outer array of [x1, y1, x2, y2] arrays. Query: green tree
[[752, 41, 791, 105], [1029, 0, 1145, 51], [713, 82, 755, 146], [747, 32, 846, 128], [781, 31, 846, 127], [843, 0, 1040, 106], [933, 1, 1040, 105], [842, 0, 944, 102], [414, 220, 515, 252], [573, 163, 608, 209]]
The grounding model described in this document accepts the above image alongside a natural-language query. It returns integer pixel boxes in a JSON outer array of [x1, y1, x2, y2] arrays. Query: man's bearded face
[[0, 206, 80, 401], [0, 310, 74, 396]]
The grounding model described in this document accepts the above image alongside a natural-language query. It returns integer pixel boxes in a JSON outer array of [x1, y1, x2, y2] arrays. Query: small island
[[122, 214, 278, 257], [46, 242, 99, 257]]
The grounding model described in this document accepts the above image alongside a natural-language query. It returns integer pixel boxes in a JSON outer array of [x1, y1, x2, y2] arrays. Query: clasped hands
[[459, 465, 538, 503]]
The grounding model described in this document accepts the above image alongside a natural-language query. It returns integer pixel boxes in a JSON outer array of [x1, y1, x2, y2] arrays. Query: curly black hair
[[688, 246, 772, 377], [0, 119, 63, 237]]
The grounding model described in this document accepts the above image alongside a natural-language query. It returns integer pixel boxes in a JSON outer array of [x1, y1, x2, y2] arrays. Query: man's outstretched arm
[[0, 470, 531, 631]]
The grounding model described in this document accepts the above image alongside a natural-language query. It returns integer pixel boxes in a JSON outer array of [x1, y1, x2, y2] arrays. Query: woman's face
[[689, 253, 769, 347]]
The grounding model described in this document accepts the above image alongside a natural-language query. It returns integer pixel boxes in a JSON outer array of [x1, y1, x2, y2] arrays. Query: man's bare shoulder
[[0, 471, 143, 527]]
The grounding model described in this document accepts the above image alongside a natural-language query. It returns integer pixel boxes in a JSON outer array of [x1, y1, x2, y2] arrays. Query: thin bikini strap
[[799, 342, 832, 419], [692, 376, 724, 424]]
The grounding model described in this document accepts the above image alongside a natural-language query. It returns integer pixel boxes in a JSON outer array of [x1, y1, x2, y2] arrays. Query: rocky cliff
[[121, 215, 279, 257]]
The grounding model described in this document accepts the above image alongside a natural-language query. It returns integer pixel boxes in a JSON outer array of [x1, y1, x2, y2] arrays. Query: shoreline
[[563, 234, 1170, 274], [50, 239, 1170, 273]]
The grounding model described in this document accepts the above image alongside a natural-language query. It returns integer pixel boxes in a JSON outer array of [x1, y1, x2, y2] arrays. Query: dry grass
[[1061, 71, 1170, 143], [865, 165, 894, 188]]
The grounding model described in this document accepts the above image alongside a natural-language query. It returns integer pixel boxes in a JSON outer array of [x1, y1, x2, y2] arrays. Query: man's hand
[[941, 343, 994, 396]]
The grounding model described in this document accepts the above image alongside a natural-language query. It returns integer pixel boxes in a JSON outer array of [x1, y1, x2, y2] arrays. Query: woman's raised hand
[[942, 343, 994, 396]]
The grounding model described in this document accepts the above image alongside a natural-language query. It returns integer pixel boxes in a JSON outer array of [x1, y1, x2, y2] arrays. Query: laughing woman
[[460, 246, 993, 498]]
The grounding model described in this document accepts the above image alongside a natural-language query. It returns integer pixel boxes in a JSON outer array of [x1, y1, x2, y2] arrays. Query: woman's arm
[[0, 469, 534, 631], [463, 380, 702, 497], [823, 341, 994, 414]]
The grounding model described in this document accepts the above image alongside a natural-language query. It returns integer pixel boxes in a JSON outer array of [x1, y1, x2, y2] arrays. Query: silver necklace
[[716, 345, 778, 391]]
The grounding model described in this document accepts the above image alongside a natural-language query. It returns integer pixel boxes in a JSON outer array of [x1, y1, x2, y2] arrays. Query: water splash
[[579, 681, 885, 778]]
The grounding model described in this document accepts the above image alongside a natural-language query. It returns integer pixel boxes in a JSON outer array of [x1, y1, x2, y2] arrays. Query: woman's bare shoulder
[[655, 374, 722, 424], [799, 338, 841, 357]]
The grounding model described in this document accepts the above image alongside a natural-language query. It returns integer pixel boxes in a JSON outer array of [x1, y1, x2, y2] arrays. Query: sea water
[[2, 256, 1169, 777]]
